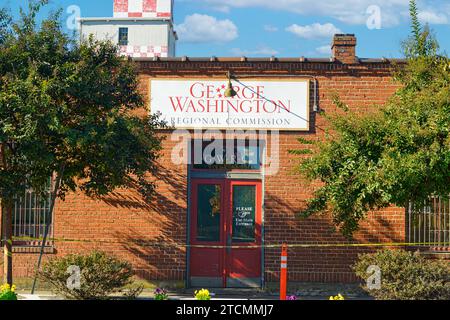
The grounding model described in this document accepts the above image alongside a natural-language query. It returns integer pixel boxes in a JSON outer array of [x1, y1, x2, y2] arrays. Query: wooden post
[[280, 243, 287, 300], [1, 144, 13, 285], [2, 204, 13, 285]]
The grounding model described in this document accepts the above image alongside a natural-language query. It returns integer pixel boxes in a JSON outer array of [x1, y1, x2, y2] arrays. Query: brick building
[[7, 32, 432, 288]]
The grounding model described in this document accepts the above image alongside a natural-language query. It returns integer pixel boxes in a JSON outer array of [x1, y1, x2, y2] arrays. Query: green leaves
[[0, 1, 165, 204], [404, 0, 439, 59], [294, 4, 450, 237]]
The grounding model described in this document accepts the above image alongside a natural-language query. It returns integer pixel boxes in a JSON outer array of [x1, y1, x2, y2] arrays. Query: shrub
[[0, 284, 18, 300], [39, 251, 142, 300], [353, 249, 450, 300]]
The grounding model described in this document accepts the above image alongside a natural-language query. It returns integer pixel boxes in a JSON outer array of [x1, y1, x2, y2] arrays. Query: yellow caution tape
[[10, 236, 450, 249]]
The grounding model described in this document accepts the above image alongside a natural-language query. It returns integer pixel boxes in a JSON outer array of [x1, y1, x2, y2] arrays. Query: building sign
[[149, 79, 310, 130]]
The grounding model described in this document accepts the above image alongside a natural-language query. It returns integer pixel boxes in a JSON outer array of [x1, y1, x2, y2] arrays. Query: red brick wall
[[7, 134, 189, 281], [7, 60, 407, 284]]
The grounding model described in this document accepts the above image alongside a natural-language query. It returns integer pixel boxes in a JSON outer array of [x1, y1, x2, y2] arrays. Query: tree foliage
[[293, 0, 450, 237], [0, 0, 166, 205], [404, 0, 439, 59]]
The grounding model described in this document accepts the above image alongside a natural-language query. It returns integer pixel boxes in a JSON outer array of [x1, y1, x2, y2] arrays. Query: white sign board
[[149, 79, 310, 131]]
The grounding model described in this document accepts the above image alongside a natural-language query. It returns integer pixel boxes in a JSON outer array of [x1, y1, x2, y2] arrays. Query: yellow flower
[[329, 294, 345, 300], [194, 288, 211, 300], [1, 283, 11, 292], [1, 283, 17, 293]]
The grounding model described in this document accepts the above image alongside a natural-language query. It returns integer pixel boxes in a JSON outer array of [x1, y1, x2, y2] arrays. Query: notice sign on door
[[149, 79, 310, 130], [233, 206, 255, 243], [232, 185, 256, 243]]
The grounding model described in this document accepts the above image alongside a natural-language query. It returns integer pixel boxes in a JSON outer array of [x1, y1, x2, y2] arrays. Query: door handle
[[226, 234, 232, 254]]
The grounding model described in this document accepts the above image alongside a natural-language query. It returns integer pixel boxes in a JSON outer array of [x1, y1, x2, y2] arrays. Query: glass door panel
[[190, 180, 225, 288], [227, 181, 262, 288], [196, 184, 221, 242]]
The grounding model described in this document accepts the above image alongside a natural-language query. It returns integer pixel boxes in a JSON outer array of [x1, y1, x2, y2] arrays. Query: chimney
[[331, 34, 357, 64]]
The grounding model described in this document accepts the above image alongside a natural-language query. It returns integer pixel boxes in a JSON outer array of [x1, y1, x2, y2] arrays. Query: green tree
[[293, 0, 450, 238], [0, 1, 165, 285]]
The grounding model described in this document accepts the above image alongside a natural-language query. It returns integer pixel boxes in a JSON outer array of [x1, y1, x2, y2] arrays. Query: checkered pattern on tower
[[113, 0, 172, 18], [119, 45, 169, 58]]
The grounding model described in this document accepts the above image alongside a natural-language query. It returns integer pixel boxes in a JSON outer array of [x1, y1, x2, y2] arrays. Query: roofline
[[77, 17, 172, 23], [132, 56, 406, 64]]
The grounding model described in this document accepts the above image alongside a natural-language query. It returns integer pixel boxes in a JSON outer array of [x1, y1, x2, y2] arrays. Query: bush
[[39, 251, 142, 300], [353, 249, 450, 300], [0, 284, 18, 300]]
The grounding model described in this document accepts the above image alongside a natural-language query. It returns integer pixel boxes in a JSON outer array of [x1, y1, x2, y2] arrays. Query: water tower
[[79, 0, 177, 58]]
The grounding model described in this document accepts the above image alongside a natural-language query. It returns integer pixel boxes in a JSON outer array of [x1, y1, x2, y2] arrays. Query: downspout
[[185, 142, 192, 289]]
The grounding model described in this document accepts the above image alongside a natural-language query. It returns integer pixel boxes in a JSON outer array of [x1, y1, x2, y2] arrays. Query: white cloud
[[192, 0, 449, 27], [208, 5, 231, 13], [264, 25, 279, 32], [230, 46, 279, 56], [175, 14, 238, 43], [418, 11, 448, 25], [286, 23, 341, 39], [315, 45, 331, 55]]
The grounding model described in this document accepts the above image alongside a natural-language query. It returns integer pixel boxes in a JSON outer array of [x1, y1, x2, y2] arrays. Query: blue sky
[[2, 0, 450, 58]]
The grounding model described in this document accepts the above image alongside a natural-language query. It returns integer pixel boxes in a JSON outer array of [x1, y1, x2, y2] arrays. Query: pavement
[[17, 284, 372, 300]]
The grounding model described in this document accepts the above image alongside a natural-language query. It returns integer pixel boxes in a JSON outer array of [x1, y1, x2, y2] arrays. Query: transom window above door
[[192, 139, 261, 170]]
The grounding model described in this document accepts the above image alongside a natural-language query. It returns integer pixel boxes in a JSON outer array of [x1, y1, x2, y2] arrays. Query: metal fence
[[407, 196, 450, 247], [12, 189, 52, 245]]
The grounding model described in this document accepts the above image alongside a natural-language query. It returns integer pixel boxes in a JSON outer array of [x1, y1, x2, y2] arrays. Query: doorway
[[189, 178, 262, 288]]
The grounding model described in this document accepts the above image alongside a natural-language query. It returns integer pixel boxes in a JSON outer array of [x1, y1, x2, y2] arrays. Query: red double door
[[189, 179, 262, 288]]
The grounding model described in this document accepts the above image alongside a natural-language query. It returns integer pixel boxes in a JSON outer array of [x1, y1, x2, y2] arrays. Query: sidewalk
[[17, 284, 372, 300]]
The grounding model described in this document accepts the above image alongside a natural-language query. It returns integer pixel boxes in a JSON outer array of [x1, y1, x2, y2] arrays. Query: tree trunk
[[0, 143, 13, 285], [2, 203, 13, 285], [31, 166, 65, 294]]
